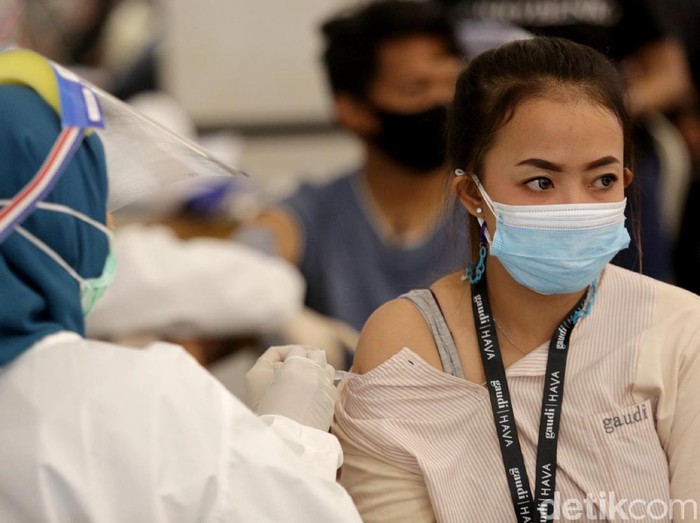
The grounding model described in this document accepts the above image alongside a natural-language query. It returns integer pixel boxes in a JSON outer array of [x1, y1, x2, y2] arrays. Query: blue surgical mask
[[1, 200, 117, 316], [471, 175, 630, 295]]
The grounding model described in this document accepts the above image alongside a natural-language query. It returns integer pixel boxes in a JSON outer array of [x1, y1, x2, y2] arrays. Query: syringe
[[333, 369, 359, 383]]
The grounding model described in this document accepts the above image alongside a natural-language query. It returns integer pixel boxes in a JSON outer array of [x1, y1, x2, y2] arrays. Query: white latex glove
[[245, 345, 337, 432], [245, 345, 295, 410]]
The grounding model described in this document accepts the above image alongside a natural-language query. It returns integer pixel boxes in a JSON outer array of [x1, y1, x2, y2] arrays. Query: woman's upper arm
[[336, 298, 440, 521], [351, 298, 441, 374], [335, 421, 435, 523]]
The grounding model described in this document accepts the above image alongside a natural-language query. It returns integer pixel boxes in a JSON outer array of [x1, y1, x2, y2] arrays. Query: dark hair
[[446, 37, 639, 263], [320, 0, 461, 100]]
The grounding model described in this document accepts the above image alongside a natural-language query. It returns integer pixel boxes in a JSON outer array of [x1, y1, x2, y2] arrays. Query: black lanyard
[[471, 273, 587, 523]]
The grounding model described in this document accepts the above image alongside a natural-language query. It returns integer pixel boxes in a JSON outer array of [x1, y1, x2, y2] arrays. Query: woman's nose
[[559, 185, 595, 204]]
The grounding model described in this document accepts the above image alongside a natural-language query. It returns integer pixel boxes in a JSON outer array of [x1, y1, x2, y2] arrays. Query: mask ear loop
[[0, 201, 114, 291], [456, 169, 490, 284], [469, 174, 497, 220], [462, 221, 488, 284], [0, 200, 112, 237], [14, 225, 86, 288]]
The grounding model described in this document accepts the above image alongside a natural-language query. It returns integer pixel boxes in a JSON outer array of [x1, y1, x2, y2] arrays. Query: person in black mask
[[248, 0, 468, 340]]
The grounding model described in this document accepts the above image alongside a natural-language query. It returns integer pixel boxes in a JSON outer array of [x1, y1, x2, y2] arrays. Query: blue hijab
[[0, 85, 109, 365]]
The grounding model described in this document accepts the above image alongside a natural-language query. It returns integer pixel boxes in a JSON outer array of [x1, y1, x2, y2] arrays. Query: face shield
[[94, 84, 244, 212], [0, 48, 243, 244]]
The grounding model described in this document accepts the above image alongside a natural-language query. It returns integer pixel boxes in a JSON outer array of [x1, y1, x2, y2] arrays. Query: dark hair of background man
[[320, 0, 462, 100]]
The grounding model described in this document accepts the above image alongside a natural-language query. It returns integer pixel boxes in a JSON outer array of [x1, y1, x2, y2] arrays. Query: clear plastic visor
[[92, 85, 244, 212]]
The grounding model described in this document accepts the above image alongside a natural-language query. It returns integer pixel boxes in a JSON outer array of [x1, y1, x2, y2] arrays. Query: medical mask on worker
[[81, 248, 117, 316], [469, 174, 630, 295], [0, 200, 117, 316], [371, 104, 448, 172]]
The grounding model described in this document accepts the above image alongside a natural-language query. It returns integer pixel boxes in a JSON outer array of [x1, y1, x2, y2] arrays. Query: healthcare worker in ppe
[[0, 49, 362, 523]]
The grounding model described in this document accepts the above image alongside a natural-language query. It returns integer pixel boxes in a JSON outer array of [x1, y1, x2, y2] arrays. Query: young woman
[[334, 37, 700, 522]]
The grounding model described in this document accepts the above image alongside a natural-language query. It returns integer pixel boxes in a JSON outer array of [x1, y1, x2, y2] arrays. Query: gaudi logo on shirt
[[602, 404, 649, 434]]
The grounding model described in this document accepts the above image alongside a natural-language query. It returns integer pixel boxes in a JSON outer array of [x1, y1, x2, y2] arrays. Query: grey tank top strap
[[400, 289, 464, 379]]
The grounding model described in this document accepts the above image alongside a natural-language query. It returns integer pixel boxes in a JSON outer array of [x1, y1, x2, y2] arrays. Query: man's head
[[320, 0, 463, 172]]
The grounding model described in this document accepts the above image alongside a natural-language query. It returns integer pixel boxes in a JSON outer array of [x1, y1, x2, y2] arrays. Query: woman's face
[[461, 96, 632, 229]]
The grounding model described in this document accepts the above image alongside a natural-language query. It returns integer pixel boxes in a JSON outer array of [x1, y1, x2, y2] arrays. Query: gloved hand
[[245, 345, 337, 432]]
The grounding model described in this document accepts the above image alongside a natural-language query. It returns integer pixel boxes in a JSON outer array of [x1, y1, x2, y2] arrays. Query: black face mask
[[370, 104, 448, 173]]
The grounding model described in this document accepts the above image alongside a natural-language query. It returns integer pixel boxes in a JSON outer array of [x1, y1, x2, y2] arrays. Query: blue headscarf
[[0, 85, 109, 365]]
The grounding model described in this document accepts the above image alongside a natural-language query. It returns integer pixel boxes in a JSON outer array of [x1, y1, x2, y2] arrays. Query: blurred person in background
[[651, 0, 700, 91], [3, 0, 160, 96], [0, 50, 362, 522], [672, 103, 700, 295], [246, 0, 469, 344], [652, 0, 700, 294], [440, 0, 694, 282]]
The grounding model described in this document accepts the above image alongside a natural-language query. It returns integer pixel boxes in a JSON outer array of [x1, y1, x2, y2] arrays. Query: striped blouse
[[333, 265, 700, 522]]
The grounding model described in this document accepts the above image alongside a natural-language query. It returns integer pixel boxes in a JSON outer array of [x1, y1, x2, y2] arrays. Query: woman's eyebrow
[[515, 158, 563, 172], [583, 156, 620, 171], [515, 156, 620, 172]]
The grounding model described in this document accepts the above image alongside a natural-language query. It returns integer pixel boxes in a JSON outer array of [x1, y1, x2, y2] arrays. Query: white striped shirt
[[334, 265, 700, 522]]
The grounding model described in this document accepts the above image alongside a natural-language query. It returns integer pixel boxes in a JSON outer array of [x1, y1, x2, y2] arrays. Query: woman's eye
[[593, 174, 618, 188], [525, 177, 553, 191]]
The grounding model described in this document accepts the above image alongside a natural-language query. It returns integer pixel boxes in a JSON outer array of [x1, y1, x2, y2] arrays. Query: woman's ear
[[623, 167, 634, 188], [452, 174, 483, 218]]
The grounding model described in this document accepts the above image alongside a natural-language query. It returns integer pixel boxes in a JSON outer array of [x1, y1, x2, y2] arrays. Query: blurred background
[[1, 0, 364, 201], [3, 0, 696, 260], [2, 0, 699, 399]]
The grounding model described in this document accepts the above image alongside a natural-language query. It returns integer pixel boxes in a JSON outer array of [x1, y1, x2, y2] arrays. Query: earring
[[476, 206, 483, 214], [462, 221, 488, 284], [454, 169, 466, 176]]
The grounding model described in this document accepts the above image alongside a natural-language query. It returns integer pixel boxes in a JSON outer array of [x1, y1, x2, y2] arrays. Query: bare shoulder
[[352, 298, 442, 374], [430, 271, 471, 318]]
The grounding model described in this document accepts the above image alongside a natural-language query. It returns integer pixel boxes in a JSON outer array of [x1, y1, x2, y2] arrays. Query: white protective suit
[[87, 224, 305, 339], [0, 331, 362, 523]]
